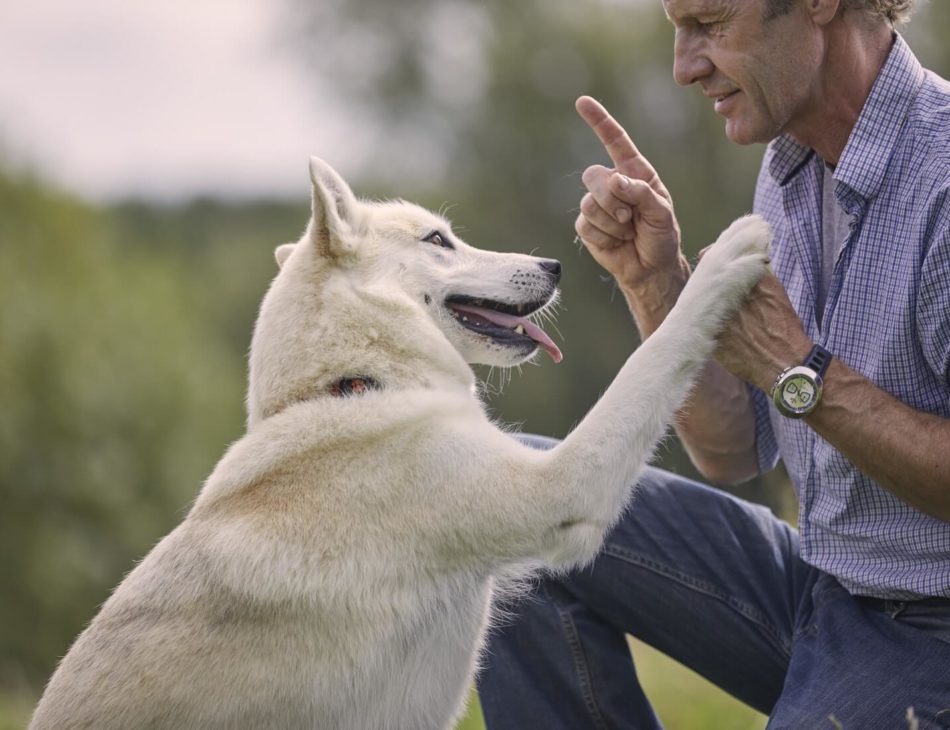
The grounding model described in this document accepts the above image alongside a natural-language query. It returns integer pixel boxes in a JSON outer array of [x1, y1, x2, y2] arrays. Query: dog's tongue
[[450, 303, 563, 363]]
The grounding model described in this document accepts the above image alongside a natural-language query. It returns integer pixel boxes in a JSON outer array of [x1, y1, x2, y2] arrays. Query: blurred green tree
[[0, 172, 303, 689]]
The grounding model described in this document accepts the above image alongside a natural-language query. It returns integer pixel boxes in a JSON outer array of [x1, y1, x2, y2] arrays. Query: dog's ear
[[274, 243, 295, 269], [309, 157, 360, 260]]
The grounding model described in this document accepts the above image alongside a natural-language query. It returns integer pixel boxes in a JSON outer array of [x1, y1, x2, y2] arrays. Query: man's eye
[[423, 231, 452, 249]]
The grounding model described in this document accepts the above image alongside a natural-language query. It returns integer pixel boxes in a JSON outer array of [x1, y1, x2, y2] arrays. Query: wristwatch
[[770, 345, 832, 418]]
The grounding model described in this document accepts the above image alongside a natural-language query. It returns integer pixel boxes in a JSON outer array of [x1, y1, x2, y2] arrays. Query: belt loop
[[886, 600, 908, 618]]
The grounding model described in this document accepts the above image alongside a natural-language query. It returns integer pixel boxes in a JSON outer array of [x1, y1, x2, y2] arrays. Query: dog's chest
[[350, 578, 494, 728]]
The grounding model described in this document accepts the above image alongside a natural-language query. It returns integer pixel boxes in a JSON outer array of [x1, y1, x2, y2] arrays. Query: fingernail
[[616, 207, 631, 223], [616, 174, 630, 190]]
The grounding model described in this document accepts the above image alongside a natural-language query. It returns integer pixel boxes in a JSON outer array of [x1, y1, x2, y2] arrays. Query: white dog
[[29, 158, 770, 729]]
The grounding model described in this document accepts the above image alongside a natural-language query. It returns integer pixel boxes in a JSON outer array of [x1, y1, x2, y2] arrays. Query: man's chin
[[723, 118, 776, 146]]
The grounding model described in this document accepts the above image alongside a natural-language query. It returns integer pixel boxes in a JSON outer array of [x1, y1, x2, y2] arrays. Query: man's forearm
[[619, 258, 691, 339], [806, 358, 950, 523], [675, 361, 760, 485]]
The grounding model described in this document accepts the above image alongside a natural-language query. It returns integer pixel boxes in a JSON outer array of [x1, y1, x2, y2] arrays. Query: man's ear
[[274, 243, 295, 269], [309, 157, 360, 260]]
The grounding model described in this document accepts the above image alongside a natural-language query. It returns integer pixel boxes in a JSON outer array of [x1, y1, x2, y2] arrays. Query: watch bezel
[[771, 365, 823, 419]]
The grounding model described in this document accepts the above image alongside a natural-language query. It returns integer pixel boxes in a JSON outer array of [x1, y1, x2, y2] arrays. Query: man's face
[[663, 0, 822, 145]]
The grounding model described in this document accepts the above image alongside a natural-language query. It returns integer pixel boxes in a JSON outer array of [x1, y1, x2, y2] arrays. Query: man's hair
[[764, 0, 915, 26]]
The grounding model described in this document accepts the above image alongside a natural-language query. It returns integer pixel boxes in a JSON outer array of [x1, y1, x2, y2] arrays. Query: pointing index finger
[[575, 95, 665, 196]]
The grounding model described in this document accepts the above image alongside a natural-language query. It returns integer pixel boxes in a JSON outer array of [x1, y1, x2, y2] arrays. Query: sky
[[0, 0, 368, 202], [3, 1, 943, 204]]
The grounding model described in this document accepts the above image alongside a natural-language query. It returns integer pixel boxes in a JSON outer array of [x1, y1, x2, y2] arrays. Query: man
[[477, 0, 950, 726]]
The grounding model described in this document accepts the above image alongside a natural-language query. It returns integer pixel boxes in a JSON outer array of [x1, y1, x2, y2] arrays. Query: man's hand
[[710, 272, 813, 392], [574, 96, 688, 300]]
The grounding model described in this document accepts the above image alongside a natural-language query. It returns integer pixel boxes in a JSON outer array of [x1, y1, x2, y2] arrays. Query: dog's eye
[[422, 230, 452, 249]]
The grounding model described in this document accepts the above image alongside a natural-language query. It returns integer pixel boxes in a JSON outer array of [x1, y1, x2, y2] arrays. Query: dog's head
[[247, 158, 561, 424]]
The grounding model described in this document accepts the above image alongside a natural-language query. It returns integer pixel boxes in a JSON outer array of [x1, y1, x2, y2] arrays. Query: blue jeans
[[477, 447, 950, 729]]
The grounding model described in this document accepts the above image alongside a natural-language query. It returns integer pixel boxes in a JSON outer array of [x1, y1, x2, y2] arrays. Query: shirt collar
[[768, 34, 925, 199]]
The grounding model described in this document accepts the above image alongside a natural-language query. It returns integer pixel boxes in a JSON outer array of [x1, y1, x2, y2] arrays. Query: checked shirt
[[750, 35, 950, 599]]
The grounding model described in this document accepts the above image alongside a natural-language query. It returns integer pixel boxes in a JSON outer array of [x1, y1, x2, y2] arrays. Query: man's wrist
[[769, 342, 812, 387], [619, 257, 691, 337]]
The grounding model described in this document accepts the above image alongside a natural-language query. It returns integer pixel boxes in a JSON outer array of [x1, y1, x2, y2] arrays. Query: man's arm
[[575, 96, 950, 517], [807, 359, 950, 522], [574, 96, 761, 484], [713, 268, 950, 522], [674, 362, 759, 485]]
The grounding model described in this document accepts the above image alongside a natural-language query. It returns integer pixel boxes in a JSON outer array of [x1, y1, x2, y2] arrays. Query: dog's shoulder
[[194, 385, 488, 508]]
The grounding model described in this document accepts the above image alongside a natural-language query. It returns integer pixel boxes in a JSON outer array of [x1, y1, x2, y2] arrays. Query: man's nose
[[672, 30, 714, 86]]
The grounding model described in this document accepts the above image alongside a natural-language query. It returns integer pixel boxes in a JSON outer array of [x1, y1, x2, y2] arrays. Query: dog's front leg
[[490, 216, 772, 569], [408, 216, 770, 573], [530, 215, 771, 566]]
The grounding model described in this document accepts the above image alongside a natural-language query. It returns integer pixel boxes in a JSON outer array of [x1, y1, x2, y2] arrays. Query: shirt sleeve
[[749, 384, 780, 474], [917, 218, 950, 386]]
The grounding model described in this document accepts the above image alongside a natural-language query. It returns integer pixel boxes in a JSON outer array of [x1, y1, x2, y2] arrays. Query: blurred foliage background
[[2, 1, 949, 727]]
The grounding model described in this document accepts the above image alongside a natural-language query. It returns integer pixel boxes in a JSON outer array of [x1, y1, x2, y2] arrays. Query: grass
[[628, 638, 766, 729]]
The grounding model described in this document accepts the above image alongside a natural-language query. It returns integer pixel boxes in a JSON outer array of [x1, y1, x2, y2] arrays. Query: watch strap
[[803, 344, 832, 379]]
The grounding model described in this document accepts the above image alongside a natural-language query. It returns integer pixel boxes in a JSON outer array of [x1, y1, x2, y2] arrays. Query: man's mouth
[[444, 296, 562, 363], [714, 90, 740, 113]]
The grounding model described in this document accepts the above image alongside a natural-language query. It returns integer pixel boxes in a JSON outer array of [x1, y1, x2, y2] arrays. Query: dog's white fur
[[29, 159, 771, 730]]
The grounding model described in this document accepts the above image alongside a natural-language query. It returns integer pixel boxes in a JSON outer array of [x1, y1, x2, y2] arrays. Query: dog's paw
[[689, 214, 772, 308]]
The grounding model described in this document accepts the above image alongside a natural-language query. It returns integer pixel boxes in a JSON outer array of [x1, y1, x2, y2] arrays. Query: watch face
[[780, 375, 816, 411]]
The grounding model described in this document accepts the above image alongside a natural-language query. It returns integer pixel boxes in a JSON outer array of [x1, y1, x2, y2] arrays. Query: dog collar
[[328, 376, 381, 398]]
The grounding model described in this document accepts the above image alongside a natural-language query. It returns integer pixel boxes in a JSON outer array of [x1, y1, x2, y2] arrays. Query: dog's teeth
[[514, 325, 525, 335]]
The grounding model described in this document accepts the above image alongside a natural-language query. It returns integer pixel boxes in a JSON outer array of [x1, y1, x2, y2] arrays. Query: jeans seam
[[603, 544, 793, 659], [553, 596, 612, 730]]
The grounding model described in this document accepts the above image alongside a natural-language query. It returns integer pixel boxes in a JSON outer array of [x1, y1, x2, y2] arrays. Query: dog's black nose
[[538, 259, 561, 283]]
